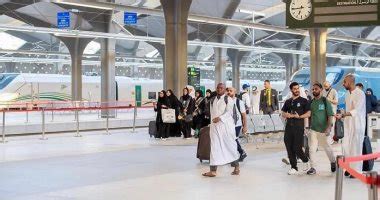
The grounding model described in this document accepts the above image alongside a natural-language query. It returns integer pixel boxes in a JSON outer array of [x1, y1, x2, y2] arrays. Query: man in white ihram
[[336, 74, 366, 178], [202, 83, 240, 177], [241, 83, 251, 114]]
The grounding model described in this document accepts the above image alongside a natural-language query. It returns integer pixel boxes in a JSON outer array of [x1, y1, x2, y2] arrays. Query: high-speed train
[[285, 66, 380, 109], [0, 73, 286, 105]]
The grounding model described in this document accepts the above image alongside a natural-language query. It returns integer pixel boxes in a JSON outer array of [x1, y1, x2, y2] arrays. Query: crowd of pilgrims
[[153, 87, 215, 140]]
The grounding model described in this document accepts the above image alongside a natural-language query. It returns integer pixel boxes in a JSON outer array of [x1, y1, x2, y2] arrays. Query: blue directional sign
[[124, 12, 137, 25], [57, 12, 70, 29]]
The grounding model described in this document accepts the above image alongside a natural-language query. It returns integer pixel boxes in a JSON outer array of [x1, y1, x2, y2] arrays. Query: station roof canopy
[[0, 0, 377, 68]]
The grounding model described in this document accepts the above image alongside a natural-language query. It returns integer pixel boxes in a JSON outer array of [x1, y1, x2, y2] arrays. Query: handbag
[[185, 114, 193, 123], [334, 119, 344, 140], [303, 133, 310, 158], [179, 98, 193, 123], [161, 108, 176, 123]]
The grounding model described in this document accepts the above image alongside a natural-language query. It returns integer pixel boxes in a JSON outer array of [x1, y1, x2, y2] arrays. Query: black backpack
[[210, 95, 228, 107], [237, 92, 246, 101], [237, 92, 250, 114]]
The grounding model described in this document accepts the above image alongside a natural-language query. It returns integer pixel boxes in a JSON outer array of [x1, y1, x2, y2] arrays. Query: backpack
[[237, 92, 246, 101], [210, 95, 228, 107], [235, 98, 246, 124], [236, 98, 242, 114], [237, 92, 250, 114]]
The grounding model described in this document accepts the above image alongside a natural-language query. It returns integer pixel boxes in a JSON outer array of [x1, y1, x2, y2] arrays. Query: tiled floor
[[0, 129, 374, 200]]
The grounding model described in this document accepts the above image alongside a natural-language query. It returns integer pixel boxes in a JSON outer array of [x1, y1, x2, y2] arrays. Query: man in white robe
[[202, 83, 240, 177], [336, 74, 366, 176], [251, 86, 260, 114]]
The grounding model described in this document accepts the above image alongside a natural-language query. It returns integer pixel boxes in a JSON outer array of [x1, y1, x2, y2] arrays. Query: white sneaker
[[302, 162, 311, 172], [288, 168, 299, 175]]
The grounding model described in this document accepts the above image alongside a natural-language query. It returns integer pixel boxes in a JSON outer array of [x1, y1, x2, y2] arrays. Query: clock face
[[290, 0, 312, 21]]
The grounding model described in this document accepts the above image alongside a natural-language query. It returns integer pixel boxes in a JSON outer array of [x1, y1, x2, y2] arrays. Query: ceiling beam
[[48, 0, 380, 47], [0, 24, 379, 62]]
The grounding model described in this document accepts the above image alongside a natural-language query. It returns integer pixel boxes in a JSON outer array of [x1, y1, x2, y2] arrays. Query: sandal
[[202, 172, 216, 177], [231, 170, 240, 175]]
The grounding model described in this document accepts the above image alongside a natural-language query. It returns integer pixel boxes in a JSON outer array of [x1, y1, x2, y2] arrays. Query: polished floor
[[0, 129, 373, 200]]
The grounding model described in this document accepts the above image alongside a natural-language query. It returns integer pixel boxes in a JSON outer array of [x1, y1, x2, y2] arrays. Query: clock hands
[[291, 5, 304, 10]]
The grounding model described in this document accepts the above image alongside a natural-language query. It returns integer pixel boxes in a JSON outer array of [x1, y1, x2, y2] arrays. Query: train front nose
[[0, 92, 20, 103]]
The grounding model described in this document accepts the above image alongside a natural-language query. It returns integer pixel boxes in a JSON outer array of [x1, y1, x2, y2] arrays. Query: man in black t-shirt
[[282, 82, 311, 175]]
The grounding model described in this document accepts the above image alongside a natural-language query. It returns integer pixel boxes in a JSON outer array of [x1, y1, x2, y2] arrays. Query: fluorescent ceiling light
[[83, 41, 101, 54], [0, 32, 26, 50], [237, 9, 266, 17], [52, 0, 113, 10]]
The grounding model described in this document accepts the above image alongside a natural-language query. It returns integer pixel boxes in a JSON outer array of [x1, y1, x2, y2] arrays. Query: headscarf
[[167, 89, 179, 108], [182, 87, 191, 101], [186, 85, 195, 98], [157, 90, 168, 105], [366, 88, 377, 113], [195, 89, 204, 100]]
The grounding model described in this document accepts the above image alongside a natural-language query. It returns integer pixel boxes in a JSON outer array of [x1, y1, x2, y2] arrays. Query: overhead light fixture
[[237, 9, 266, 17], [52, 0, 113, 10]]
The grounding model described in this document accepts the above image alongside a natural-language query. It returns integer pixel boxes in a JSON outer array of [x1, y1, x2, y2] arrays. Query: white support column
[[100, 38, 116, 118]]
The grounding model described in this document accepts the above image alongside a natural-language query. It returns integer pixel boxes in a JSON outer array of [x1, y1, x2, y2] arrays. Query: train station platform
[[0, 128, 373, 200]]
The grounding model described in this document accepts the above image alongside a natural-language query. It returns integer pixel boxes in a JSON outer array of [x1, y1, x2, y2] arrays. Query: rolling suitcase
[[148, 121, 157, 138], [197, 126, 210, 162], [362, 135, 374, 171]]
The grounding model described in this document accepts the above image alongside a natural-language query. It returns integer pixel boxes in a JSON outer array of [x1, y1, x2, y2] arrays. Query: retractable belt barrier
[[0, 100, 155, 143], [335, 153, 380, 200], [338, 153, 380, 185]]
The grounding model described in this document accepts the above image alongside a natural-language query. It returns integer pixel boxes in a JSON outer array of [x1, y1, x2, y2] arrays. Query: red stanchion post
[[366, 171, 378, 200], [132, 102, 137, 133], [1, 110, 7, 143], [51, 102, 54, 122], [97, 102, 100, 119], [74, 109, 82, 137], [335, 155, 344, 200], [40, 108, 48, 140], [105, 107, 110, 135], [25, 103, 29, 123]]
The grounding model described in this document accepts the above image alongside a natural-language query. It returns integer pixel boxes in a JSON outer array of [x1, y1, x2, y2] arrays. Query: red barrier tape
[[338, 152, 380, 185], [0, 100, 155, 107], [0, 105, 155, 113]]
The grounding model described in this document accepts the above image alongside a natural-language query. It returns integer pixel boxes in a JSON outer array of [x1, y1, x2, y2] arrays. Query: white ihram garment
[[251, 91, 260, 114], [209, 94, 239, 166], [343, 88, 366, 172]]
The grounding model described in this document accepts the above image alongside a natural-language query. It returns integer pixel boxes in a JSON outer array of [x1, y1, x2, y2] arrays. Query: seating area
[[242, 114, 285, 147]]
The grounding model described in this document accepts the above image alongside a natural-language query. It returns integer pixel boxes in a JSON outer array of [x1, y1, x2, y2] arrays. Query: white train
[[0, 73, 286, 104]]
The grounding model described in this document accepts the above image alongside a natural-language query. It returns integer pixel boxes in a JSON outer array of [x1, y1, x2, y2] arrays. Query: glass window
[[0, 74, 18, 90], [326, 73, 338, 85], [0, 32, 26, 50], [148, 92, 156, 100], [83, 41, 100, 54], [292, 74, 310, 86]]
